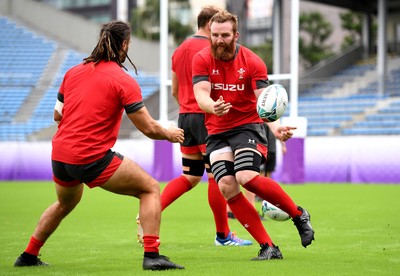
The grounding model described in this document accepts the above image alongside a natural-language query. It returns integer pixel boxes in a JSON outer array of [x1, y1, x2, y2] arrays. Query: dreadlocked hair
[[83, 20, 138, 74]]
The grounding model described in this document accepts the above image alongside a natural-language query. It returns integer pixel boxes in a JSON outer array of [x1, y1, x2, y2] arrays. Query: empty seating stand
[[0, 17, 56, 140], [0, 17, 55, 87], [1, 16, 398, 139], [297, 60, 400, 136], [0, 17, 161, 141], [341, 98, 400, 135], [296, 95, 378, 136]]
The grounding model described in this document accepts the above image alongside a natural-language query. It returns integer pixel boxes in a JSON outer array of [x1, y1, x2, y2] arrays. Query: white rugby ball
[[261, 200, 290, 221], [257, 84, 288, 122]]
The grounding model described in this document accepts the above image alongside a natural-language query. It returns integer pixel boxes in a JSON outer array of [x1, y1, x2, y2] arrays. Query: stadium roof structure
[[308, 0, 400, 13]]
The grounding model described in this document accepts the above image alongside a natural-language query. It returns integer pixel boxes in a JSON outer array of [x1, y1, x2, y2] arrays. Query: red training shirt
[[172, 35, 210, 114], [52, 61, 143, 164], [192, 45, 269, 135]]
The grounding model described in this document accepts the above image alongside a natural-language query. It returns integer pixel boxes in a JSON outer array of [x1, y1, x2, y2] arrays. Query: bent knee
[[56, 200, 79, 217], [236, 170, 259, 186], [147, 179, 160, 194], [217, 175, 239, 199], [184, 175, 202, 187]]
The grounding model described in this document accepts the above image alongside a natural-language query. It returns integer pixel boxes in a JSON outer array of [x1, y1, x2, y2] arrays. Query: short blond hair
[[210, 10, 238, 34]]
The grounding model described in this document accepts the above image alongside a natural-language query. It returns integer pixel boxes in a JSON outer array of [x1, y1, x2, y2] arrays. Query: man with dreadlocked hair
[[14, 20, 185, 271]]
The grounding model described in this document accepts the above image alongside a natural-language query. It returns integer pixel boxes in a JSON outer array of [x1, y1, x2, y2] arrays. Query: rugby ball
[[257, 84, 288, 122], [261, 200, 290, 221]]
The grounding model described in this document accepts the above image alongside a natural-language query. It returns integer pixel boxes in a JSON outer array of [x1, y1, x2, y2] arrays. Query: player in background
[[193, 10, 315, 260], [14, 20, 184, 271], [260, 123, 287, 178], [137, 6, 252, 247]]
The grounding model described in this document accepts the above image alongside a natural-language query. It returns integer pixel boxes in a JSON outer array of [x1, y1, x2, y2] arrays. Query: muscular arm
[[194, 81, 213, 113], [194, 81, 232, 116], [127, 106, 184, 143]]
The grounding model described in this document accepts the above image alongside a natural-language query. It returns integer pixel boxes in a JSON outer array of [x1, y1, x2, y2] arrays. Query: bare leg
[[100, 157, 184, 270], [14, 183, 83, 266], [33, 183, 84, 242], [100, 157, 161, 237]]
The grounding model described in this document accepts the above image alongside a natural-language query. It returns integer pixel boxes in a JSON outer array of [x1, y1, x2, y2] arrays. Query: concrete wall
[[299, 44, 364, 91], [0, 0, 10, 15], [0, 0, 165, 73]]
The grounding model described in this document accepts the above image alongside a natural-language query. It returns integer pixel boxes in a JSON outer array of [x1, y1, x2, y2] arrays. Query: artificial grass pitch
[[1, 181, 399, 275]]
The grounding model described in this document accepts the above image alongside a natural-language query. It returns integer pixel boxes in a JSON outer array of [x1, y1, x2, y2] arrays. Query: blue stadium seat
[[296, 82, 400, 135], [0, 87, 32, 124]]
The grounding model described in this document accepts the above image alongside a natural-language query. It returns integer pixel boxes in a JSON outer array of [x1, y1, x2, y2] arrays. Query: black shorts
[[206, 123, 268, 160], [52, 150, 123, 188], [178, 113, 208, 154], [260, 152, 277, 174]]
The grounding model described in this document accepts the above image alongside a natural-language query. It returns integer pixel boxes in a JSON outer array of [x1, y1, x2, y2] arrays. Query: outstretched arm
[[267, 120, 297, 142], [194, 81, 232, 116], [127, 106, 184, 143]]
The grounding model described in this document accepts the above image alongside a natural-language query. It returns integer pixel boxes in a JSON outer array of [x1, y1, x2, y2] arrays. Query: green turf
[[1, 181, 399, 275]]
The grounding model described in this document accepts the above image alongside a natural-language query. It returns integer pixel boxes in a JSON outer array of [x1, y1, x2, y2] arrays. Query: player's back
[[172, 35, 210, 113], [52, 61, 140, 163]]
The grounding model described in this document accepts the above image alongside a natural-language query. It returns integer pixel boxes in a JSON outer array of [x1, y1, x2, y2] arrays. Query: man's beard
[[211, 40, 236, 61]]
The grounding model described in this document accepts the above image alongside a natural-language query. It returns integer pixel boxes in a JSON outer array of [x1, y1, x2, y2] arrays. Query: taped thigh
[[182, 158, 205, 176], [234, 150, 262, 174], [202, 154, 212, 173], [211, 160, 235, 183]]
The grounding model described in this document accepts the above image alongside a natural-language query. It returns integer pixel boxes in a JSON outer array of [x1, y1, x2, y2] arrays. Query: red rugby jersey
[[192, 45, 269, 135], [52, 61, 143, 164], [172, 35, 210, 114]]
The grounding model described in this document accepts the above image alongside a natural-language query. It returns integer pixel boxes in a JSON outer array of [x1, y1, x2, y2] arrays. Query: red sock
[[143, 235, 160, 253], [24, 236, 44, 256], [161, 175, 192, 210], [207, 178, 230, 237], [243, 175, 301, 218], [227, 192, 273, 246]]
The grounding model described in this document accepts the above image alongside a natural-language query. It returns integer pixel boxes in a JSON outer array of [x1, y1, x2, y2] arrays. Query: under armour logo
[[248, 139, 255, 145], [212, 69, 219, 75]]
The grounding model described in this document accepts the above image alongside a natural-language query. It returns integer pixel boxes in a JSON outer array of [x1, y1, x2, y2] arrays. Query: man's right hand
[[167, 126, 184, 143], [214, 96, 232, 116]]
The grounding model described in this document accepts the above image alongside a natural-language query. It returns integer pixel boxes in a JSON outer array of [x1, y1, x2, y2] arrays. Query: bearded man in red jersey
[[140, 6, 251, 247], [193, 10, 315, 260]]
